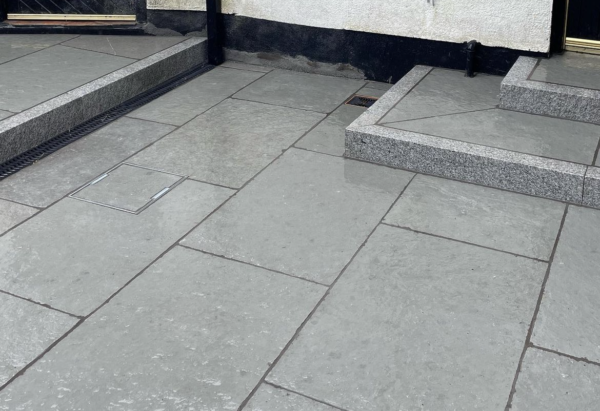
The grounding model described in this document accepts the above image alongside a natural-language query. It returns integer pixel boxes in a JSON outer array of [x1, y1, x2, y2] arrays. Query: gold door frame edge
[[7, 14, 136, 21]]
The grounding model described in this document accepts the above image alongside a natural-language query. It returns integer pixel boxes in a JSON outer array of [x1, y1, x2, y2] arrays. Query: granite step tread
[[0, 37, 207, 165], [345, 65, 600, 209], [499, 55, 600, 125]]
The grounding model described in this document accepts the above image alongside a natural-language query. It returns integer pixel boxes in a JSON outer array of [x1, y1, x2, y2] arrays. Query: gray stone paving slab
[[0, 180, 233, 316], [386, 108, 600, 165], [221, 60, 273, 73], [268, 225, 547, 411], [380, 69, 501, 124], [356, 86, 387, 99], [531, 52, 600, 91], [385, 175, 565, 260], [365, 80, 393, 91], [0, 246, 325, 411], [71, 164, 183, 213], [246, 385, 339, 410], [233, 69, 365, 113], [296, 104, 366, 156], [61, 35, 186, 59], [0, 293, 77, 387], [0, 34, 78, 65], [0, 117, 175, 208], [128, 67, 265, 126], [511, 348, 600, 410], [182, 149, 413, 284], [130, 99, 324, 188], [0, 110, 13, 120], [0, 199, 37, 235], [295, 87, 386, 156], [532, 206, 600, 363], [0, 45, 134, 113]]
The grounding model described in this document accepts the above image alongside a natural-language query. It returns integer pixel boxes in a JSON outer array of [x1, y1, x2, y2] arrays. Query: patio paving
[[0, 59, 599, 410]]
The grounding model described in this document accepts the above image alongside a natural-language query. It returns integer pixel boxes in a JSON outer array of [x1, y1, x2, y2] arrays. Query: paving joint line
[[378, 107, 497, 125], [220, 63, 274, 74], [0, 318, 84, 392], [0, 289, 82, 319], [178, 244, 330, 288], [229, 96, 333, 115], [263, 381, 350, 411], [503, 204, 569, 411], [381, 223, 550, 263], [123, 115, 181, 127], [292, 145, 343, 158], [183, 177, 239, 191], [237, 173, 418, 411], [0, 34, 81, 67], [529, 344, 600, 367], [59, 35, 189, 61]]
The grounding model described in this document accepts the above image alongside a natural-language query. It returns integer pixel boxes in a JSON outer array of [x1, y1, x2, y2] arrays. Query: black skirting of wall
[[147, 9, 206, 35], [218, 14, 547, 82]]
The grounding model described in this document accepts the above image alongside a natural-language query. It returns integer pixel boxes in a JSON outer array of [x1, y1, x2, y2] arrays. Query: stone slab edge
[[499, 56, 600, 125], [345, 65, 589, 205], [0, 37, 207, 164], [583, 166, 600, 208]]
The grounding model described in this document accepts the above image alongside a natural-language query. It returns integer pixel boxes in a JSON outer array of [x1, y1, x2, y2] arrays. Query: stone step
[[345, 65, 600, 209], [0, 37, 207, 165], [499, 54, 600, 125]]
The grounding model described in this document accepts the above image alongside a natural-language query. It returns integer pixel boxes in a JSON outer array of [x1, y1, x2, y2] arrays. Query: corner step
[[499, 55, 600, 125], [0, 37, 207, 165], [345, 66, 600, 209]]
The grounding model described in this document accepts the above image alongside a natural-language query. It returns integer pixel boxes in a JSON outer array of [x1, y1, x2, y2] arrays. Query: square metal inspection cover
[[69, 163, 186, 214]]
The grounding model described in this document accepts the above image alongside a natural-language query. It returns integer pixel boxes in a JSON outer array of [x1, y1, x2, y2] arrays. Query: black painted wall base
[[147, 10, 206, 35], [0, 5, 547, 83], [220, 15, 547, 82]]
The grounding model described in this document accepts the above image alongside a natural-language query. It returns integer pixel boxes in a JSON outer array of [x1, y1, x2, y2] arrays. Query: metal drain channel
[[0, 64, 215, 181]]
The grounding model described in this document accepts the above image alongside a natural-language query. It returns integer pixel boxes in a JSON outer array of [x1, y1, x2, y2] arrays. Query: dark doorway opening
[[552, 0, 600, 54]]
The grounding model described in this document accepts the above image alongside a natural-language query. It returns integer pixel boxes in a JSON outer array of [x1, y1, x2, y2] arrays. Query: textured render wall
[[146, 0, 554, 52]]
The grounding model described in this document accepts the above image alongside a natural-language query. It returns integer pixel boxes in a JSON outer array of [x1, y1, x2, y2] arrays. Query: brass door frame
[[7, 13, 136, 21], [563, 0, 600, 54]]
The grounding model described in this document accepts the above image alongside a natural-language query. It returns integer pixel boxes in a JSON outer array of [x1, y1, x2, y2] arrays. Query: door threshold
[[4, 20, 137, 27], [565, 37, 600, 55], [7, 14, 136, 22]]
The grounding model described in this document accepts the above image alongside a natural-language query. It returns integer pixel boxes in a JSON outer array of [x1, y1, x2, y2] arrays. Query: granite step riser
[[345, 65, 600, 210], [0, 38, 207, 165], [499, 56, 600, 126]]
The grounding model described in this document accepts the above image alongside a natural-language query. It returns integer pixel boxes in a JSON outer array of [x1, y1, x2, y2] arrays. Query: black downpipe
[[207, 0, 224, 65], [465, 40, 478, 78]]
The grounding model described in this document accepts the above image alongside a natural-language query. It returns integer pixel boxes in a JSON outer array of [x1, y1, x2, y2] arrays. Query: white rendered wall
[[147, 0, 554, 52]]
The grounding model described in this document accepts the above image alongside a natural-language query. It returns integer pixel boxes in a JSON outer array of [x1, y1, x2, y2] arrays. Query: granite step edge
[[499, 56, 600, 125], [0, 37, 208, 164]]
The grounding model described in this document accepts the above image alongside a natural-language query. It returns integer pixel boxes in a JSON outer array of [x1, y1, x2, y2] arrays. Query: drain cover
[[345, 94, 379, 108], [69, 163, 186, 214]]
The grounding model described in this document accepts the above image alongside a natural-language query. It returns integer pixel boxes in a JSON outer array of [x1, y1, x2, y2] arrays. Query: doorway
[[5, 0, 137, 22], [565, 0, 600, 53]]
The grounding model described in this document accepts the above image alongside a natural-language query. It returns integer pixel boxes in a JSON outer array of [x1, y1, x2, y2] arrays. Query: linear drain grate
[[0, 64, 215, 181], [345, 94, 379, 108]]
